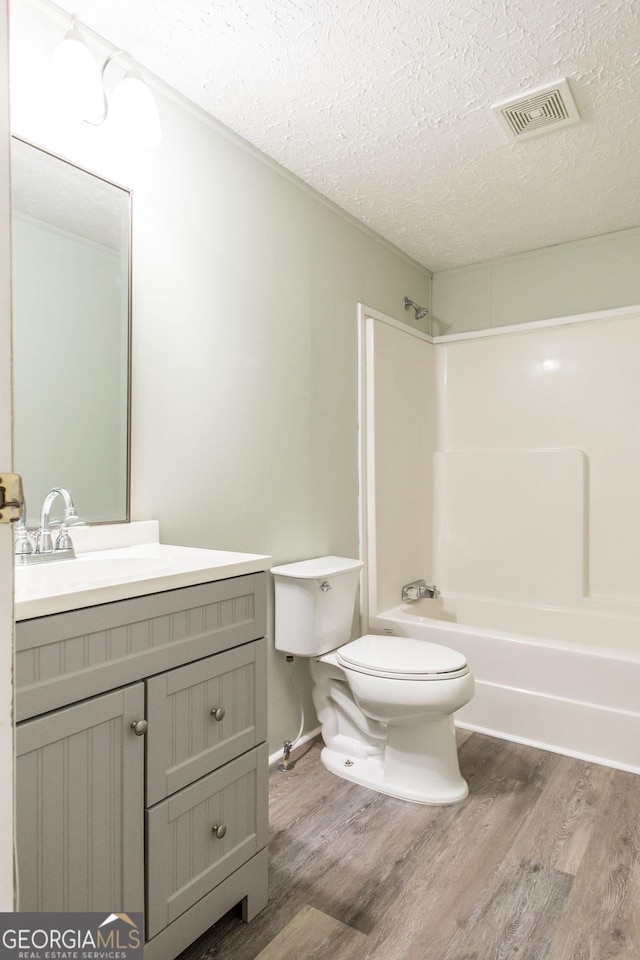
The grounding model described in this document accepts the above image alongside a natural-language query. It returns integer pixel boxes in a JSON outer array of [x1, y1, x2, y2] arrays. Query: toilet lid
[[336, 634, 468, 679]]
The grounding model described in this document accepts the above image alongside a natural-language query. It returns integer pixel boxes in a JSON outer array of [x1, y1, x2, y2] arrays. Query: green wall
[[432, 227, 640, 335]]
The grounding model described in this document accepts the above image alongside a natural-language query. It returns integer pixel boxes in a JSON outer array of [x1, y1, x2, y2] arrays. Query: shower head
[[404, 297, 429, 321]]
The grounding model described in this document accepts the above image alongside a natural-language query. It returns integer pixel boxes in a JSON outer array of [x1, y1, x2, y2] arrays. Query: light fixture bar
[[49, 14, 162, 149]]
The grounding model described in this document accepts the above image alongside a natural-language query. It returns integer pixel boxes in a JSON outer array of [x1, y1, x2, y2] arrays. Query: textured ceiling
[[47, 0, 640, 271]]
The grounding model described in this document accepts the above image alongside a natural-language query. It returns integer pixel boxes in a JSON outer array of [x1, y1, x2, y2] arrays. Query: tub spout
[[401, 579, 439, 602]]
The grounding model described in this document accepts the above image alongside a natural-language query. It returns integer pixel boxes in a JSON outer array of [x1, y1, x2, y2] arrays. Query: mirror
[[11, 137, 131, 526]]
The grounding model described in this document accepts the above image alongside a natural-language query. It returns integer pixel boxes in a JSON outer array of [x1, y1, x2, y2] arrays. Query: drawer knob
[[131, 719, 148, 736], [210, 706, 226, 721], [211, 823, 227, 839]]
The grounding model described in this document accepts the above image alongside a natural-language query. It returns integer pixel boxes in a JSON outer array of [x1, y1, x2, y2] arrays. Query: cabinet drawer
[[146, 743, 268, 939], [145, 637, 267, 805]]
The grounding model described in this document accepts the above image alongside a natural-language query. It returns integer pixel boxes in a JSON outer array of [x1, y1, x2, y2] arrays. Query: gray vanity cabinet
[[15, 572, 269, 960], [16, 683, 145, 913]]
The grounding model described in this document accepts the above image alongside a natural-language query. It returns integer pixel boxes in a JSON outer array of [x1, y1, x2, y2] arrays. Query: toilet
[[271, 556, 474, 804]]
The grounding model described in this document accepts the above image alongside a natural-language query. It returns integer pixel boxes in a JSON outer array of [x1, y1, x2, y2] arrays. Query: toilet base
[[320, 728, 469, 806]]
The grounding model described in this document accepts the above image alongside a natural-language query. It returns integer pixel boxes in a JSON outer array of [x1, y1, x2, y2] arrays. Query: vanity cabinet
[[15, 571, 269, 960]]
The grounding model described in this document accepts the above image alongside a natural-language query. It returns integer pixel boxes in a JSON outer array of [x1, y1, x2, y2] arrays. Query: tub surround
[[437, 311, 640, 605], [434, 449, 586, 605], [364, 305, 640, 615]]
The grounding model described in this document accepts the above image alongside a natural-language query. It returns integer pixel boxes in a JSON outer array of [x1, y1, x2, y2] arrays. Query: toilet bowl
[[272, 557, 475, 805]]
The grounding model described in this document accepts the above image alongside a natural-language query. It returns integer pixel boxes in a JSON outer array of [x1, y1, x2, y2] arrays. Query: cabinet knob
[[210, 706, 226, 721], [211, 823, 227, 839], [131, 719, 148, 736]]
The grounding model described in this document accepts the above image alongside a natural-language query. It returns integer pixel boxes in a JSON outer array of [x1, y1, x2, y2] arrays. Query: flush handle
[[320, 581, 332, 592]]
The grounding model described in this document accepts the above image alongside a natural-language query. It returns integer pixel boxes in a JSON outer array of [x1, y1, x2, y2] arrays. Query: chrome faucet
[[401, 579, 439, 602], [15, 487, 84, 565], [37, 487, 82, 553]]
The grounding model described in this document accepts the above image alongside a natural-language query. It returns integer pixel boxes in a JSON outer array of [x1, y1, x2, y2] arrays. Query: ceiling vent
[[491, 79, 580, 141]]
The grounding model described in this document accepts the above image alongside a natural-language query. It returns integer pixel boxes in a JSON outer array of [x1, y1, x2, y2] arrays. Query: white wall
[[432, 227, 640, 335], [9, 0, 431, 751]]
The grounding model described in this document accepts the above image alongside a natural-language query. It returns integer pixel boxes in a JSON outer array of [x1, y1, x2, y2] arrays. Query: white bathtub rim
[[373, 605, 640, 666], [425, 589, 640, 617]]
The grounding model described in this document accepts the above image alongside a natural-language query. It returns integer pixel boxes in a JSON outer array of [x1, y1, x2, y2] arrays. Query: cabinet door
[[146, 638, 267, 805], [146, 744, 268, 939], [16, 684, 145, 913]]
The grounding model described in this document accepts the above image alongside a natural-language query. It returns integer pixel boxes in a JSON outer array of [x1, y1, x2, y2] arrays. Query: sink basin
[[15, 554, 172, 594], [74, 555, 173, 580], [14, 541, 272, 620]]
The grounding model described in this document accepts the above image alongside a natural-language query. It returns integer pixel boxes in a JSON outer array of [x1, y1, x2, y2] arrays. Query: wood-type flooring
[[177, 731, 640, 960]]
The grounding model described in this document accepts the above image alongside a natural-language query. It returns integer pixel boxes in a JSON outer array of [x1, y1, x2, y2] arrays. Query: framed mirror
[[11, 136, 131, 526]]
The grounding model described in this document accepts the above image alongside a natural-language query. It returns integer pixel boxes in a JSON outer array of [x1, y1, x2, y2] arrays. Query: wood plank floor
[[177, 732, 640, 960]]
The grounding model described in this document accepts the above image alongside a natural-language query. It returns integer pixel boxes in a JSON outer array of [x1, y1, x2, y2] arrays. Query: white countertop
[[14, 523, 271, 620]]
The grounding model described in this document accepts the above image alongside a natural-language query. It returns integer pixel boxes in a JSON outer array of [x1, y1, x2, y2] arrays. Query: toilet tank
[[271, 556, 364, 656]]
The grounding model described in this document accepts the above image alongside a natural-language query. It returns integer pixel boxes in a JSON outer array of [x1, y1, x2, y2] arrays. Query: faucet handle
[[54, 524, 74, 551], [420, 583, 440, 599], [14, 524, 34, 556]]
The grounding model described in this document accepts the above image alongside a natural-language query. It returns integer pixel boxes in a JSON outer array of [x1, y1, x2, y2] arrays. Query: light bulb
[[47, 16, 105, 123], [109, 67, 162, 149]]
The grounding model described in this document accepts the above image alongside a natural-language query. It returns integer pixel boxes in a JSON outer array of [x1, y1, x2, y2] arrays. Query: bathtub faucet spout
[[401, 579, 439, 602]]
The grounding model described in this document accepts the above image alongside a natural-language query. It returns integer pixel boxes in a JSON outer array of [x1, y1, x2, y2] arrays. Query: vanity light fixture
[[48, 14, 162, 149]]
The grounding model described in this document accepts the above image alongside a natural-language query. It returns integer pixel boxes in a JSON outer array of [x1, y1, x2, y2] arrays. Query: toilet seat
[[336, 634, 469, 681]]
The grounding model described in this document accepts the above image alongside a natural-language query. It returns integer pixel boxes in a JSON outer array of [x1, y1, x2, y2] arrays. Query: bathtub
[[370, 596, 640, 774]]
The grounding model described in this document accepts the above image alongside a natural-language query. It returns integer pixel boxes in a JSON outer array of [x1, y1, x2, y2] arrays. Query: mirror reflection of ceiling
[[49, 0, 640, 271], [11, 138, 127, 249]]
